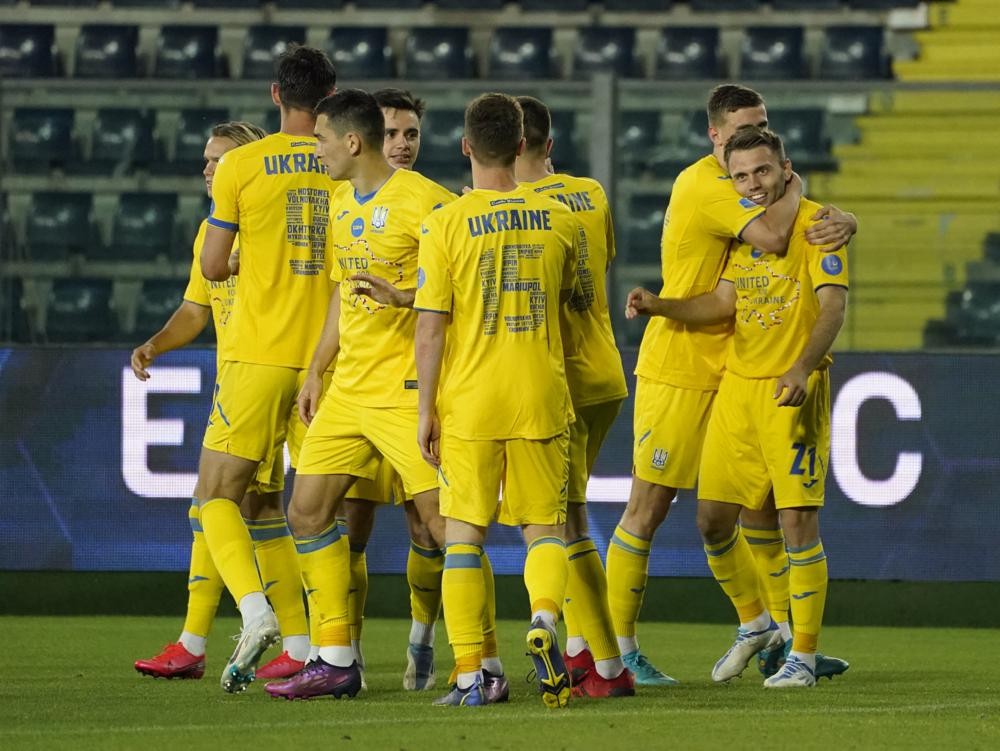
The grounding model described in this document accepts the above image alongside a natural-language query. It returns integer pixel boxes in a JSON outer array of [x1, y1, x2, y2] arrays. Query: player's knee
[[696, 512, 734, 545], [779, 507, 820, 548], [564, 504, 589, 540], [622, 486, 673, 535]]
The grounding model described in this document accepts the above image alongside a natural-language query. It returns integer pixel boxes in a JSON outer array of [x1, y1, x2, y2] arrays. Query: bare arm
[[625, 282, 736, 325], [415, 311, 448, 467], [773, 285, 848, 407], [297, 286, 342, 425], [130, 301, 211, 381], [740, 173, 803, 254], [805, 205, 858, 252], [201, 225, 236, 282]]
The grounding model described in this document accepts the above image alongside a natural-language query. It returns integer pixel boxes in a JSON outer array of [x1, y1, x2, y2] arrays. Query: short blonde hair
[[211, 120, 267, 147]]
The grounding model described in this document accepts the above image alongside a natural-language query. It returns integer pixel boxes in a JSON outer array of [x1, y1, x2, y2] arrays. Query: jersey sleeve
[[183, 255, 210, 306], [696, 179, 766, 240], [809, 242, 849, 291], [414, 214, 452, 314], [206, 154, 239, 232], [720, 246, 739, 285], [594, 183, 616, 267]]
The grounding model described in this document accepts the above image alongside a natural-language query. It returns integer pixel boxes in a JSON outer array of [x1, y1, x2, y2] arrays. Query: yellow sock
[[744, 524, 790, 625], [442, 543, 485, 671], [704, 527, 766, 625], [788, 540, 828, 654], [566, 536, 618, 661], [199, 498, 262, 604], [407, 542, 444, 626], [182, 499, 224, 638], [246, 516, 308, 639], [606, 525, 651, 638], [295, 523, 351, 647], [481, 550, 498, 659], [524, 536, 567, 621], [348, 547, 368, 642]]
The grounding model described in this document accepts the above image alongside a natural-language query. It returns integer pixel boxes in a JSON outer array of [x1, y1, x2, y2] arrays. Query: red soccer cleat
[[256, 651, 306, 680], [571, 667, 636, 699], [135, 643, 205, 680], [563, 648, 596, 686]]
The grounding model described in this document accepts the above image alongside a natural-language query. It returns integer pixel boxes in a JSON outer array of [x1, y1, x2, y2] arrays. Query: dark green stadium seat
[[243, 25, 307, 79], [521, 0, 589, 9], [75, 25, 139, 79], [0, 24, 58, 78], [625, 193, 667, 265], [87, 108, 156, 175], [820, 26, 891, 80], [773, 0, 843, 9], [850, 0, 919, 8], [550, 110, 583, 176], [155, 26, 225, 79], [46, 279, 117, 343], [405, 27, 475, 79], [489, 27, 557, 80], [192, 0, 261, 6], [114, 0, 180, 6], [574, 27, 640, 79], [327, 27, 394, 81], [418, 109, 467, 182], [156, 108, 229, 176], [354, 0, 423, 7], [740, 26, 806, 80], [655, 26, 720, 80], [767, 108, 834, 171], [9, 108, 76, 173], [437, 0, 505, 8], [604, 1, 673, 10], [25, 193, 99, 261], [272, 0, 342, 7], [107, 193, 178, 260], [692, 0, 761, 9], [618, 110, 661, 178], [135, 279, 189, 337]]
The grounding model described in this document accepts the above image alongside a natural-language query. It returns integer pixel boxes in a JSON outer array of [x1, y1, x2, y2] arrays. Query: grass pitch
[[3, 617, 998, 750]]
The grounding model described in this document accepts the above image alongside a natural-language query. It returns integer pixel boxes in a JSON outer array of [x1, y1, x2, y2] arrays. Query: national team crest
[[371, 206, 389, 233], [651, 448, 669, 470]]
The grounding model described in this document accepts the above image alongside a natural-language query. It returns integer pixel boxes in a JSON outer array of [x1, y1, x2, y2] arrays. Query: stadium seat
[[626, 193, 667, 265], [0, 24, 58, 78], [45, 279, 117, 343], [740, 26, 806, 80], [405, 27, 475, 80], [354, 0, 423, 7], [691, 0, 761, 9], [604, 1, 674, 10], [654, 26, 720, 80], [4, 277, 33, 344], [326, 27, 393, 81], [74, 25, 139, 79], [521, 0, 589, 9], [437, 0, 505, 8], [766, 108, 833, 170], [417, 109, 467, 182], [820, 26, 890, 80], [574, 27, 639, 79], [550, 110, 582, 176], [135, 279, 189, 338], [88, 108, 156, 175], [272, 0, 342, 7], [850, 0, 919, 8], [489, 27, 557, 80], [954, 283, 1000, 342], [773, 0, 842, 9], [159, 108, 229, 176], [29, 0, 97, 5], [154, 26, 224, 79], [243, 25, 306, 79], [618, 110, 661, 178], [9, 108, 75, 173], [191, 0, 261, 6], [114, 0, 180, 6], [25, 193, 98, 261], [108, 193, 178, 260]]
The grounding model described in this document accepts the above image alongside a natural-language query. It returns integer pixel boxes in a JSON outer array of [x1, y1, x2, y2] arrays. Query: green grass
[[3, 617, 999, 750]]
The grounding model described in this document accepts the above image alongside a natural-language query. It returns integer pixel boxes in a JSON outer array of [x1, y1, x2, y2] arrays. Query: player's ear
[[545, 137, 553, 157], [516, 137, 526, 157], [270, 83, 281, 107], [782, 158, 793, 181], [461, 137, 471, 158]]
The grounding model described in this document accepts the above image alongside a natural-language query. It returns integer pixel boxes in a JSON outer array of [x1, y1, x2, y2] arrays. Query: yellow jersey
[[721, 198, 849, 379], [330, 168, 456, 407], [208, 132, 336, 369], [182, 219, 238, 368], [635, 154, 766, 390], [415, 184, 580, 440], [524, 173, 628, 408]]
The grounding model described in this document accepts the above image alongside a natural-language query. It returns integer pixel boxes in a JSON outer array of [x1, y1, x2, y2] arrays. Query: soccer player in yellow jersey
[[513, 95, 634, 699], [194, 46, 337, 694], [414, 93, 580, 708], [264, 89, 456, 701], [613, 84, 857, 684], [631, 127, 847, 688], [131, 121, 311, 682]]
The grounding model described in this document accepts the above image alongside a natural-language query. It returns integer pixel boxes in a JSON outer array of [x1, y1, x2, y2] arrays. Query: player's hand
[[228, 248, 240, 276], [349, 273, 409, 307], [774, 365, 809, 407], [130, 343, 157, 381], [417, 411, 441, 468], [625, 287, 660, 320], [297, 372, 325, 426], [805, 205, 857, 252]]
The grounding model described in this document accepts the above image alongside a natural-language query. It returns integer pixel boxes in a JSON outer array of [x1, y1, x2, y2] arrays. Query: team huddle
[[132, 45, 853, 707]]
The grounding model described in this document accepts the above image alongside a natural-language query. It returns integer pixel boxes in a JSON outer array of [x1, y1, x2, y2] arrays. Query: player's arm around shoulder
[[625, 281, 736, 325]]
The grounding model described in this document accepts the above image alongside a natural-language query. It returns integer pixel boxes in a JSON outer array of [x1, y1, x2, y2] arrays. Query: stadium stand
[[326, 26, 393, 81], [0, 24, 58, 77], [488, 27, 558, 80], [740, 26, 807, 80], [573, 26, 639, 79], [154, 25, 225, 79], [157, 108, 230, 176], [624, 193, 668, 266], [8, 108, 76, 173], [24, 193, 98, 261], [404, 27, 475, 79], [617, 110, 661, 178], [654, 26, 721, 80], [820, 25, 891, 80], [106, 193, 178, 261], [242, 26, 306, 79], [45, 278, 117, 342], [134, 278, 190, 340], [415, 108, 467, 183], [82, 108, 156, 175], [74, 24, 139, 79]]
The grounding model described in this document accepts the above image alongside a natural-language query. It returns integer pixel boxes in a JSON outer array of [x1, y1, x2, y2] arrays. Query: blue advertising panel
[[0, 347, 997, 581]]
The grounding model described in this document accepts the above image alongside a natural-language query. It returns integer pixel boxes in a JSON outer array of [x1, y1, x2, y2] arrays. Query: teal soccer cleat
[[622, 650, 679, 686]]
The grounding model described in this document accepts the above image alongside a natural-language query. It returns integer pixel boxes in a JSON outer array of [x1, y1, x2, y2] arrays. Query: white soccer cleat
[[712, 622, 779, 683], [764, 655, 817, 688], [220, 610, 280, 693], [403, 643, 436, 690]]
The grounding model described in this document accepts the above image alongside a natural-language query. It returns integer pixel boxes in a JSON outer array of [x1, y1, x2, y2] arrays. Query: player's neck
[[279, 107, 317, 138], [711, 146, 726, 170], [351, 156, 395, 197], [514, 157, 549, 184], [471, 162, 518, 192]]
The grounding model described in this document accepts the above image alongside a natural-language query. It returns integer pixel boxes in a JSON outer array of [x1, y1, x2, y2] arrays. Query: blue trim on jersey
[[354, 187, 379, 205], [815, 283, 849, 292], [207, 216, 238, 232], [413, 306, 449, 315]]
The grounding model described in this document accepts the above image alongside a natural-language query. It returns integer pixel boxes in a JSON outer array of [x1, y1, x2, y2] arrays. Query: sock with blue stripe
[[199, 497, 265, 627], [246, 514, 308, 659], [606, 524, 651, 650], [180, 498, 223, 654], [442, 543, 486, 678], [744, 523, 791, 629], [407, 541, 444, 645], [704, 526, 768, 630], [788, 538, 828, 669], [565, 536, 619, 665], [295, 522, 353, 667], [525, 536, 567, 629]]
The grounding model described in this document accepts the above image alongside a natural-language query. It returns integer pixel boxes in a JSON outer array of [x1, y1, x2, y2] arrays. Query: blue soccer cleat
[[525, 618, 571, 708], [433, 675, 486, 707], [403, 643, 436, 690], [622, 650, 680, 686]]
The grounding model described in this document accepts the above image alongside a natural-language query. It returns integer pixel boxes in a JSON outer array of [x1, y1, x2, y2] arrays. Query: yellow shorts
[[203, 361, 305, 494], [346, 460, 407, 505], [632, 376, 716, 490], [296, 386, 437, 498], [438, 430, 569, 528], [699, 369, 830, 511], [567, 399, 624, 504]]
